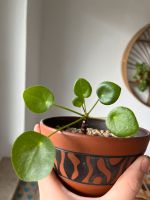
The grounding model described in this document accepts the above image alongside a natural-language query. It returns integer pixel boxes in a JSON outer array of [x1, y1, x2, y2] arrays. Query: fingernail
[[141, 156, 150, 173]]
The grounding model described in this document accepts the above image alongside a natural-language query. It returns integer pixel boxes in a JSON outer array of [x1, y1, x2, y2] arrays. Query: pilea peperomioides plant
[[11, 78, 139, 182]]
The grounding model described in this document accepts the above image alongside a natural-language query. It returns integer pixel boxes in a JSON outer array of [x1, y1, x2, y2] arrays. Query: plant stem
[[81, 119, 88, 134], [81, 100, 87, 116], [82, 105, 86, 113], [48, 116, 85, 137], [87, 99, 99, 116], [54, 104, 83, 116], [83, 100, 87, 114]]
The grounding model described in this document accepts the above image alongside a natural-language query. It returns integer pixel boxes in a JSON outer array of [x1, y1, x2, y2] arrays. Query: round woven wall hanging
[[122, 24, 150, 107]]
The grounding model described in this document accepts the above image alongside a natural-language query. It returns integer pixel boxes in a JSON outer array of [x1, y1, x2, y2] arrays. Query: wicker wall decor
[[122, 24, 150, 107]]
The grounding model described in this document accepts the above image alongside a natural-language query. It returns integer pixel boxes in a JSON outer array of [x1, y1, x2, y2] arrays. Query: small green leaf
[[74, 78, 92, 98], [11, 131, 55, 181], [23, 86, 55, 113], [72, 97, 84, 107], [96, 81, 121, 105], [106, 106, 139, 137]]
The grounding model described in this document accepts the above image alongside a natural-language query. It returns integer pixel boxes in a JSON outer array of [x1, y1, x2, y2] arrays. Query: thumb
[[103, 156, 150, 200]]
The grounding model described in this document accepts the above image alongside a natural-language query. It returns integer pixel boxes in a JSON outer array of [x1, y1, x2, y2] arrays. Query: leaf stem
[[83, 100, 87, 114], [54, 104, 83, 116], [48, 116, 85, 137], [87, 99, 99, 115], [82, 105, 86, 114]]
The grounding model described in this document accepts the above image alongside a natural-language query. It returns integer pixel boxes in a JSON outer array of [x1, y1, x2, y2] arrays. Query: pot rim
[[40, 116, 150, 140]]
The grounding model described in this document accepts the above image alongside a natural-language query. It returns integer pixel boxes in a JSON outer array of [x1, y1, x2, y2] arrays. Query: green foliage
[[106, 107, 139, 137], [11, 131, 55, 181], [74, 78, 92, 98], [133, 63, 149, 92], [11, 77, 139, 182], [23, 86, 55, 113], [72, 96, 84, 107], [96, 81, 121, 105]]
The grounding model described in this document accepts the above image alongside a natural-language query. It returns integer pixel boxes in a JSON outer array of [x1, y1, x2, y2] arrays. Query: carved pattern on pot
[[55, 148, 140, 185]]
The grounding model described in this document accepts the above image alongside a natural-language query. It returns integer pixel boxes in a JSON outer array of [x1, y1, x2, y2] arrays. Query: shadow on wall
[[38, 0, 150, 119], [0, 1, 27, 159]]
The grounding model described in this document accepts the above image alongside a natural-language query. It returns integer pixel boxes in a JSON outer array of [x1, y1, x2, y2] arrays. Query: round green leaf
[[72, 96, 84, 107], [106, 106, 139, 137], [23, 86, 55, 113], [74, 78, 92, 98], [96, 81, 121, 105], [11, 131, 55, 181]]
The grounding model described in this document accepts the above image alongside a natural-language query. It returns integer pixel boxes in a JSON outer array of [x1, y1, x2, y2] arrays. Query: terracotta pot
[[34, 116, 150, 197]]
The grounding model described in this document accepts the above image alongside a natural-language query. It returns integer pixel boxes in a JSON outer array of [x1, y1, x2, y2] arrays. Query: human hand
[[38, 155, 150, 200]]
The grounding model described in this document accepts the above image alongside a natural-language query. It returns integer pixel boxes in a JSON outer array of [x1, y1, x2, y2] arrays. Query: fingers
[[38, 170, 101, 200], [103, 156, 150, 200], [38, 156, 150, 200], [38, 170, 68, 200], [34, 124, 41, 133]]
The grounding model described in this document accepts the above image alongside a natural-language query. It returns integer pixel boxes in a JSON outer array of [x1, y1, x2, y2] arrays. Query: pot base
[[58, 174, 112, 197], [54, 147, 140, 197]]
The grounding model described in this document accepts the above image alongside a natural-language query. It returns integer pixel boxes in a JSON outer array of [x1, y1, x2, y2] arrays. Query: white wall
[[0, 0, 27, 159], [25, 0, 43, 129], [38, 0, 150, 154], [0, 0, 148, 162]]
